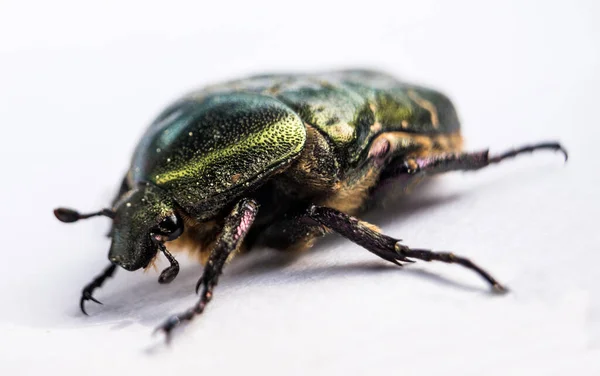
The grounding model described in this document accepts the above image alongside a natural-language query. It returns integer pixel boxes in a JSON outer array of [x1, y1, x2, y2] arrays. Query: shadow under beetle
[[54, 70, 567, 340]]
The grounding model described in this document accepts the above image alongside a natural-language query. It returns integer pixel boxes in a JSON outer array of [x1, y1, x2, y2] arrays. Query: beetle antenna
[[54, 207, 115, 223], [155, 241, 180, 284]]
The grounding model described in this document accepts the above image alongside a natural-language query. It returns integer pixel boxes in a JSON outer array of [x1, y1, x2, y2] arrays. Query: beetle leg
[[155, 198, 259, 341], [405, 141, 567, 176], [80, 263, 117, 315], [308, 205, 506, 293]]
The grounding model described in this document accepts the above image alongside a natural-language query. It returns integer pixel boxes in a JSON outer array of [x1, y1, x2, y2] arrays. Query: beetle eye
[[153, 213, 184, 241]]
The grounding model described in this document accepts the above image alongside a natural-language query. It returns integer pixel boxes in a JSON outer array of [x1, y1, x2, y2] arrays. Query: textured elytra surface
[[194, 70, 461, 164], [131, 93, 306, 218]]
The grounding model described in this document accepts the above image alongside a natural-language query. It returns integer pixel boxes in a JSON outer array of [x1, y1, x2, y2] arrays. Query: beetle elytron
[[54, 70, 567, 339]]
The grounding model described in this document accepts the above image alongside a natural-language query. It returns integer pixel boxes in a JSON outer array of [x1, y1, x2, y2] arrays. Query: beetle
[[54, 69, 567, 339]]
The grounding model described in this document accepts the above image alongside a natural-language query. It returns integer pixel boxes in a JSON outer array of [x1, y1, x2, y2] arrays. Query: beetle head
[[54, 184, 183, 283]]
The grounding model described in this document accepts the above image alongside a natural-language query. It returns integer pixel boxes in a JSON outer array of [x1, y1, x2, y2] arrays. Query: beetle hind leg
[[407, 141, 567, 176], [308, 205, 506, 292]]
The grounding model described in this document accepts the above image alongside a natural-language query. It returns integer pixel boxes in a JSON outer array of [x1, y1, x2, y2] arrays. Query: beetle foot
[[80, 289, 103, 315], [154, 300, 208, 343], [154, 314, 186, 343], [396, 246, 507, 292], [79, 264, 117, 315], [492, 283, 509, 294], [155, 284, 213, 342]]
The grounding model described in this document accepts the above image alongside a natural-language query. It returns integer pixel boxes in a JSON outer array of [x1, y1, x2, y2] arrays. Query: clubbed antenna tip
[[54, 207, 114, 223]]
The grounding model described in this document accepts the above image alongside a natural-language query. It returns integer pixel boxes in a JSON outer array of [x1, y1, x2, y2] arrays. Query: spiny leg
[[406, 141, 567, 176], [308, 205, 506, 292], [155, 198, 259, 341], [80, 263, 117, 315]]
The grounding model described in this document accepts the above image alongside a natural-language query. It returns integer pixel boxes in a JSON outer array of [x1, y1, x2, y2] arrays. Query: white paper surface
[[1, 1, 599, 374]]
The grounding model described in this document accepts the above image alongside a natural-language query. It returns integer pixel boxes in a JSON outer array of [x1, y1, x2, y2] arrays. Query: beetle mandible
[[54, 70, 567, 339]]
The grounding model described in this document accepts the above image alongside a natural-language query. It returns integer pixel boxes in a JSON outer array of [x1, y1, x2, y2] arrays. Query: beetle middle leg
[[155, 198, 259, 340], [307, 205, 506, 292]]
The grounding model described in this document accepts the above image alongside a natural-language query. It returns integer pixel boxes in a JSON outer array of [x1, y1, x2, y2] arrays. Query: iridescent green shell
[[131, 93, 306, 218], [129, 70, 460, 218], [197, 70, 460, 164]]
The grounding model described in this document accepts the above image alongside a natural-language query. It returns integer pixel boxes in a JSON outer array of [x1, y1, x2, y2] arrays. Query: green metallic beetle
[[54, 69, 566, 339]]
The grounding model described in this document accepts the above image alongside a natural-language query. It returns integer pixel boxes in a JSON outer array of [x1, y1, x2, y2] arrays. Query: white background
[[1, 0, 599, 375]]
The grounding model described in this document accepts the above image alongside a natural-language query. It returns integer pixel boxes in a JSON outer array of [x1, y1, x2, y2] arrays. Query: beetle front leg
[[80, 263, 117, 315], [308, 205, 506, 292], [155, 198, 259, 341]]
